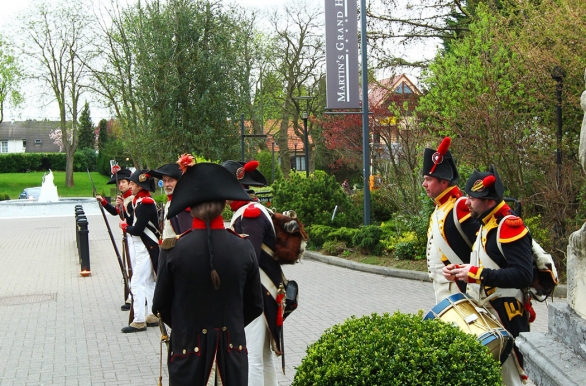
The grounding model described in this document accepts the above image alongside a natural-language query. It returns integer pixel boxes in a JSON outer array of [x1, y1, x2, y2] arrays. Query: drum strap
[[431, 202, 464, 265]]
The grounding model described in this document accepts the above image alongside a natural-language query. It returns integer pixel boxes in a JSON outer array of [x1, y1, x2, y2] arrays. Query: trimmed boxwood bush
[[292, 311, 502, 386]]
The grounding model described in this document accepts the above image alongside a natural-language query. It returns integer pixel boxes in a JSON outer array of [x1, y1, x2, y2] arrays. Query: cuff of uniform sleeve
[[121, 223, 128, 232], [100, 197, 108, 206], [466, 266, 483, 284]]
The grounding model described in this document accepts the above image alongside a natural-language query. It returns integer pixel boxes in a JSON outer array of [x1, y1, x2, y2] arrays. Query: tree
[[268, 0, 325, 177], [77, 101, 95, 150], [17, 0, 95, 187], [0, 34, 23, 124], [417, 0, 586, 266], [90, 0, 260, 167]]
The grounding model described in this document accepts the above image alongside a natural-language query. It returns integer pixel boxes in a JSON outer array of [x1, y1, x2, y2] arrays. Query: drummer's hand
[[449, 264, 480, 283], [442, 264, 459, 281], [95, 195, 107, 206]]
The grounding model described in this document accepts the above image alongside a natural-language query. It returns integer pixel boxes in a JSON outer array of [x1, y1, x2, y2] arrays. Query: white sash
[[468, 225, 523, 305], [431, 206, 464, 265]]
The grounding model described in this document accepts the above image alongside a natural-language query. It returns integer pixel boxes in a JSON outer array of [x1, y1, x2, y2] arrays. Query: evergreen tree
[[77, 101, 95, 150], [98, 119, 108, 151]]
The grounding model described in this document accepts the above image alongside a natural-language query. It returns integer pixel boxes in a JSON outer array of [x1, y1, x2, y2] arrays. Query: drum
[[424, 293, 513, 363]]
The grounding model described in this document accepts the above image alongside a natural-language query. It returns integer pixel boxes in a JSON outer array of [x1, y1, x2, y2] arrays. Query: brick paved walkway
[[0, 203, 562, 385]]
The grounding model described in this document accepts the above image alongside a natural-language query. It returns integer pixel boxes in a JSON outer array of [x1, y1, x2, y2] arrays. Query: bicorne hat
[[222, 160, 268, 187], [129, 169, 156, 192], [107, 168, 133, 185], [422, 137, 459, 183], [167, 163, 251, 219], [147, 163, 183, 180], [465, 165, 505, 201]]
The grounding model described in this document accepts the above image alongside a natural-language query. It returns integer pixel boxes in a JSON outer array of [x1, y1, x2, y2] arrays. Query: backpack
[[496, 215, 559, 302]]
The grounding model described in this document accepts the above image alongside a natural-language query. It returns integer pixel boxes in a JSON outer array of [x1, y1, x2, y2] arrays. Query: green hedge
[[292, 311, 502, 386], [0, 151, 97, 173]]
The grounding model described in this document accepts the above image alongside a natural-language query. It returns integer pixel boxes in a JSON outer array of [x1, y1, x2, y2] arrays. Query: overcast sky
[[0, 0, 431, 122], [0, 0, 291, 122]]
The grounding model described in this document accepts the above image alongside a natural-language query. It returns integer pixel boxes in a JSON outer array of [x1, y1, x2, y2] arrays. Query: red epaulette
[[243, 203, 261, 218], [226, 228, 248, 238], [499, 216, 528, 243], [455, 198, 471, 222], [141, 197, 155, 205]]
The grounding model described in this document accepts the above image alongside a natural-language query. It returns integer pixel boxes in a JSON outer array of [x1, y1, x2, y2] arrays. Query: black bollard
[[76, 213, 86, 256], [75, 207, 85, 250], [78, 217, 91, 276]]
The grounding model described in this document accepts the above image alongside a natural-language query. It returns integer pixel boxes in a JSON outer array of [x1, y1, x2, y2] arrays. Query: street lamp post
[[240, 113, 267, 162], [293, 142, 298, 171], [271, 141, 275, 182], [293, 95, 315, 177], [302, 112, 309, 177]]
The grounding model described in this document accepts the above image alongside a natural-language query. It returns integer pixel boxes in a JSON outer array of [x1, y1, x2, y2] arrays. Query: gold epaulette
[[161, 229, 193, 250]]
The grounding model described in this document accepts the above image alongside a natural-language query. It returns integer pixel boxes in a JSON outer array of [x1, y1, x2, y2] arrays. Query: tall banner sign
[[324, 0, 360, 109]]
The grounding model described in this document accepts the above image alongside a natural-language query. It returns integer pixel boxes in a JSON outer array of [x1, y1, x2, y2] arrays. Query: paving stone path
[[0, 204, 561, 385]]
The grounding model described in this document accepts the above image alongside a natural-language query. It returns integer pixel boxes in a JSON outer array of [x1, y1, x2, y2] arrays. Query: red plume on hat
[[429, 137, 451, 174], [237, 160, 259, 180], [471, 175, 496, 193]]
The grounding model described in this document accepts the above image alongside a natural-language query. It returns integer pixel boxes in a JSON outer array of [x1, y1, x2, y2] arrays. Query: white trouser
[[124, 234, 135, 302], [245, 314, 277, 386], [130, 236, 155, 323], [484, 303, 525, 386]]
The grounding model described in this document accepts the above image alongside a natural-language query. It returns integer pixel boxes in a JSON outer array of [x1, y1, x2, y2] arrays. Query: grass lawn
[[0, 171, 114, 200]]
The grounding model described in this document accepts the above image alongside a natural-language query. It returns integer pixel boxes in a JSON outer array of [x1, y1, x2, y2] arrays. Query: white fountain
[[37, 169, 60, 202], [0, 169, 98, 218]]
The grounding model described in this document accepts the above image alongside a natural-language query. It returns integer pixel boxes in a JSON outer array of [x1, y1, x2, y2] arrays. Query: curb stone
[[303, 250, 567, 298]]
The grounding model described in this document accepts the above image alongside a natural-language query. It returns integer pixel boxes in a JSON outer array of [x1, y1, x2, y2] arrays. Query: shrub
[[327, 227, 358, 245], [395, 240, 419, 260], [292, 311, 502, 386], [369, 186, 399, 223], [352, 225, 383, 255], [272, 170, 362, 228], [306, 225, 336, 249], [321, 240, 347, 256]]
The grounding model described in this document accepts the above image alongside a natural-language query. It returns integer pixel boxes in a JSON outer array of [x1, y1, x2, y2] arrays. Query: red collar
[[192, 216, 225, 229], [133, 189, 150, 204], [122, 190, 132, 199], [434, 186, 462, 206], [230, 200, 250, 211]]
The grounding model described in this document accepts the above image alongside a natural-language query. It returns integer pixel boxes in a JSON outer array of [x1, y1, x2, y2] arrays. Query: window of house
[[22, 139, 27, 147], [1, 141, 7, 153], [35, 139, 42, 146], [394, 82, 413, 94]]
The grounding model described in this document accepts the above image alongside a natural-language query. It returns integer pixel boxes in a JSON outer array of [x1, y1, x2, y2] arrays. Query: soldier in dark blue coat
[[120, 169, 160, 332], [223, 160, 284, 386], [443, 165, 533, 385], [153, 162, 263, 386]]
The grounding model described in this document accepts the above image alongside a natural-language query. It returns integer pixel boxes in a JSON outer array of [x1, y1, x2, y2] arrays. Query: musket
[[112, 162, 134, 305], [157, 312, 169, 386], [110, 161, 134, 324], [87, 169, 133, 314]]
